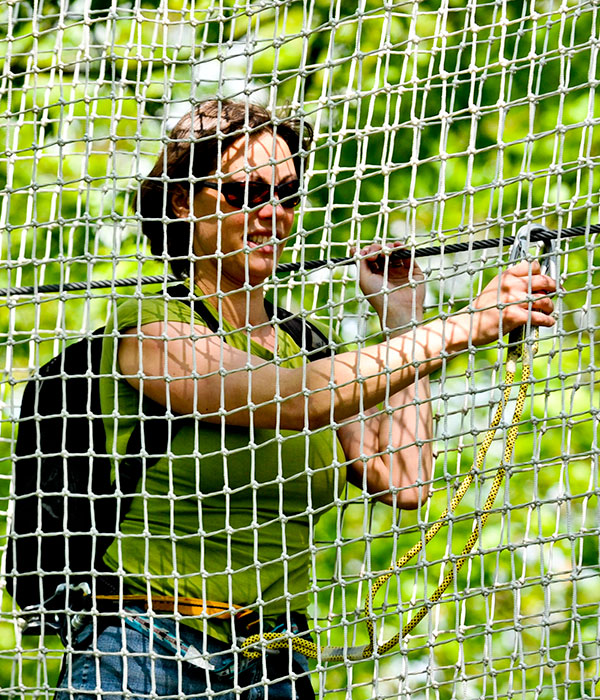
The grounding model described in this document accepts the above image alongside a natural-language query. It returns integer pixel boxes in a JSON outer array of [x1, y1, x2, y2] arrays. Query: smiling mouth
[[246, 233, 281, 250]]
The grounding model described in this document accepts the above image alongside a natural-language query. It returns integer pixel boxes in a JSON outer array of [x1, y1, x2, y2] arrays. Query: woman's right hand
[[448, 260, 557, 348]]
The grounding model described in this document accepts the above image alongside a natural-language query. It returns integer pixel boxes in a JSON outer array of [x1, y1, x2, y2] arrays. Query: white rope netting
[[0, 1, 599, 698]]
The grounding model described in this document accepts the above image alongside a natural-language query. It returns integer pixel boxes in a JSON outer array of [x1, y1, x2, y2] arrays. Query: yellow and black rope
[[242, 332, 537, 662]]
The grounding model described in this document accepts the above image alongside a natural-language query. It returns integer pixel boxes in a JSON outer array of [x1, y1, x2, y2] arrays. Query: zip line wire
[[1, 223, 597, 298]]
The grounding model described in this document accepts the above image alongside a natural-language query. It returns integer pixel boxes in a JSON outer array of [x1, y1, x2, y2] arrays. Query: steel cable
[[1, 223, 596, 298]]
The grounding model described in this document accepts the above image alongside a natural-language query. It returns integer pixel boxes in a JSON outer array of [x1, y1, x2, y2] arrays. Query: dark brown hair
[[135, 99, 313, 278]]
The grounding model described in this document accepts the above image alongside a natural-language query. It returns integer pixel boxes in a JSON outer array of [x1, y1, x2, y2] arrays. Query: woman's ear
[[171, 185, 190, 219]]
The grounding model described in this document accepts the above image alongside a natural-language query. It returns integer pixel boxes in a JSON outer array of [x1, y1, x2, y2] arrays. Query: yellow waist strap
[[95, 594, 251, 620]]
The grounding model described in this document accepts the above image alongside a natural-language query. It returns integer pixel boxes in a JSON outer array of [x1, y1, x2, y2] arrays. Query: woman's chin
[[246, 246, 282, 273], [248, 260, 278, 284]]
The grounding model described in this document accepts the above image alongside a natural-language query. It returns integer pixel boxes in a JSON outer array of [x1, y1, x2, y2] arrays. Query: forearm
[[302, 316, 465, 429], [377, 313, 434, 503]]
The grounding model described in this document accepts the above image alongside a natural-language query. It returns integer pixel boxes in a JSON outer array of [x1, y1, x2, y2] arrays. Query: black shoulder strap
[[264, 299, 333, 362]]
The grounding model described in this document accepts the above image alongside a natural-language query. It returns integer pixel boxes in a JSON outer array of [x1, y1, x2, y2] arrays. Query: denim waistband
[[65, 604, 311, 674]]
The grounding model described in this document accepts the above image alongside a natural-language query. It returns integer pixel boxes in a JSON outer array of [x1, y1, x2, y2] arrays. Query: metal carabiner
[[509, 224, 559, 278], [19, 581, 92, 636], [507, 224, 559, 348]]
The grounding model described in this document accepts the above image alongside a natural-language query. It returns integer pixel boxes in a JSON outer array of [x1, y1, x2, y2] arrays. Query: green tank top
[[99, 286, 345, 641]]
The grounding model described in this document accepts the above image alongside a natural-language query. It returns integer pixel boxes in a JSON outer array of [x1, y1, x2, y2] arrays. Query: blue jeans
[[54, 612, 313, 699]]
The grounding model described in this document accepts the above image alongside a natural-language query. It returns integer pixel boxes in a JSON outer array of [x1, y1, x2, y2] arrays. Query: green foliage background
[[0, 1, 599, 698]]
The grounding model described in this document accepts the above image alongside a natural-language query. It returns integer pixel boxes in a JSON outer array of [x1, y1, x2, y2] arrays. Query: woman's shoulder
[[108, 286, 200, 332]]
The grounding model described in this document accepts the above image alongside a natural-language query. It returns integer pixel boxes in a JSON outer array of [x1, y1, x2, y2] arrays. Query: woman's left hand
[[353, 242, 426, 328]]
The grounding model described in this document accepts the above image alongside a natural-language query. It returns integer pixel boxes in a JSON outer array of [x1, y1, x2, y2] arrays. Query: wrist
[[439, 314, 472, 354], [377, 308, 424, 332], [412, 315, 472, 359]]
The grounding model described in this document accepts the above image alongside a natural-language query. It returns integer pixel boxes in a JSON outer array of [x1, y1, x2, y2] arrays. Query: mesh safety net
[[0, 1, 599, 698]]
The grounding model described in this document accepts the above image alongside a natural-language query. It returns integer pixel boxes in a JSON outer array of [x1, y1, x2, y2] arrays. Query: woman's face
[[179, 130, 297, 289]]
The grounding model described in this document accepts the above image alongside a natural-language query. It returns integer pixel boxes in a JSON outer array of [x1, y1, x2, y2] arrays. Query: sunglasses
[[202, 179, 301, 210]]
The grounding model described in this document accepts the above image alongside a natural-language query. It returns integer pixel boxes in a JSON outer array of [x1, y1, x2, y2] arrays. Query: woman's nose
[[256, 199, 286, 218]]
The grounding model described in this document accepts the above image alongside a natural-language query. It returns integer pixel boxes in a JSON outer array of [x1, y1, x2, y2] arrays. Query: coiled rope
[[241, 329, 535, 662]]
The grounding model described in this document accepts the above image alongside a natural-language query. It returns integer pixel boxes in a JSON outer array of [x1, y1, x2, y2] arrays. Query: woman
[[56, 100, 556, 699]]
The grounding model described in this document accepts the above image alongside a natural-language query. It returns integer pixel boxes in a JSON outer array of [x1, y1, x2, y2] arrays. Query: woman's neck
[[192, 271, 271, 330]]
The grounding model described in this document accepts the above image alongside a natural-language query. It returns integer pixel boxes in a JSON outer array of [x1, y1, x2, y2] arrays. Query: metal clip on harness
[[18, 582, 92, 637], [241, 225, 559, 663]]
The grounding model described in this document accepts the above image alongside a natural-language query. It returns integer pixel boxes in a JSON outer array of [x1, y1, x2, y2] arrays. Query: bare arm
[[119, 314, 445, 431], [118, 260, 555, 437]]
